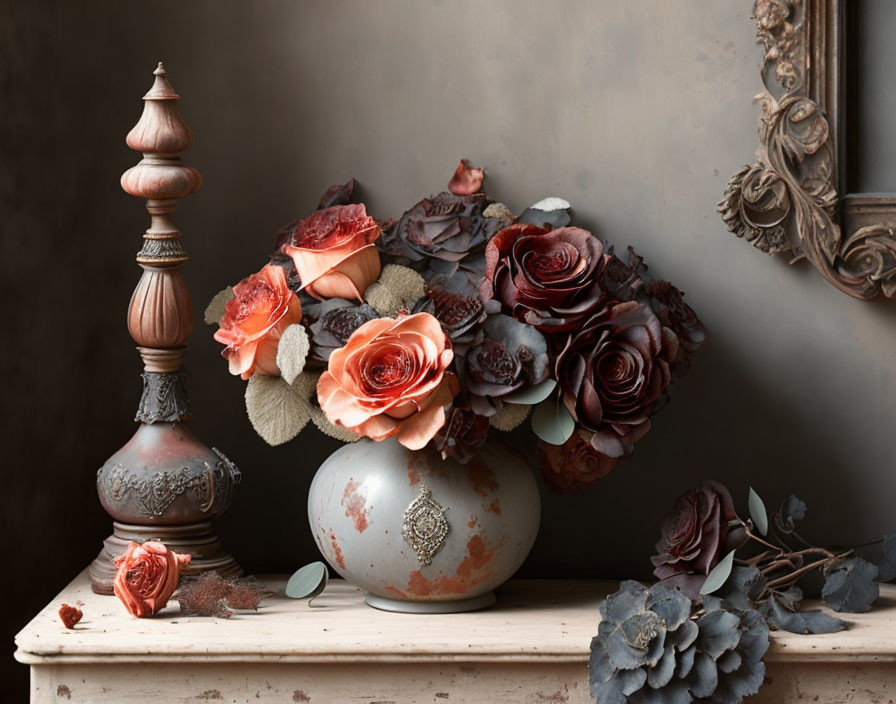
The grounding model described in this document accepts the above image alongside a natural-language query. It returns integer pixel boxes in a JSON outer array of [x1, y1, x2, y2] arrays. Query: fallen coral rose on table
[[113, 541, 190, 618]]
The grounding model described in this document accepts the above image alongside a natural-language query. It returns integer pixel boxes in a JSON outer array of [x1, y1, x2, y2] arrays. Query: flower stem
[[764, 551, 852, 590]]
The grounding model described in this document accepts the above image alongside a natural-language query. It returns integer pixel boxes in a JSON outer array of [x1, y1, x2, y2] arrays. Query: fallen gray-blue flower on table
[[590, 580, 769, 703]]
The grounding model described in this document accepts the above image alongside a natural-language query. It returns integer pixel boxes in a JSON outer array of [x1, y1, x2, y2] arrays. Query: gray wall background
[[3, 0, 895, 695]]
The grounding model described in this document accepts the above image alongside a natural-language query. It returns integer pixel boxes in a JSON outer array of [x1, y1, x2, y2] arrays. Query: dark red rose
[[645, 280, 706, 353], [432, 399, 490, 464], [555, 301, 678, 458], [480, 224, 610, 332], [651, 481, 744, 598], [538, 432, 619, 493]]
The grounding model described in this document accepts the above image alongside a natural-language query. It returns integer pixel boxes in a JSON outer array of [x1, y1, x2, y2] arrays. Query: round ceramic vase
[[308, 437, 541, 613]]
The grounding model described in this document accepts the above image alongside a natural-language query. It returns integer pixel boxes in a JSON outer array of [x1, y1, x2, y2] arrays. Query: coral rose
[[214, 264, 302, 380], [317, 312, 459, 450], [113, 541, 191, 618], [555, 301, 678, 458], [480, 224, 610, 332], [279, 203, 382, 300]]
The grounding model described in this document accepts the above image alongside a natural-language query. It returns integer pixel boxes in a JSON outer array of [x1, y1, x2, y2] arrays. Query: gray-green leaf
[[878, 534, 896, 582], [245, 374, 311, 446], [700, 550, 736, 596], [822, 557, 879, 613], [204, 287, 234, 326], [748, 487, 768, 536], [286, 562, 329, 603], [503, 378, 556, 405], [275, 324, 310, 385], [764, 597, 848, 634], [531, 396, 575, 446]]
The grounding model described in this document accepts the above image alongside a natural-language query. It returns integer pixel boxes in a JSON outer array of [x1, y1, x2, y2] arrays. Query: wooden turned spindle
[[89, 63, 241, 594]]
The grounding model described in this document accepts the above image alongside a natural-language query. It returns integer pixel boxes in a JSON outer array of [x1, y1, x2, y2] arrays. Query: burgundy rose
[[459, 314, 549, 416], [538, 432, 619, 494], [306, 298, 379, 361], [555, 301, 678, 458], [432, 399, 490, 464], [480, 223, 610, 332], [600, 249, 645, 303], [652, 481, 745, 597], [645, 280, 706, 354]]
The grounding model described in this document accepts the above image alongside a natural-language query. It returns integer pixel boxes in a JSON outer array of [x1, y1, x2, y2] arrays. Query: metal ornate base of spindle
[[89, 521, 241, 595]]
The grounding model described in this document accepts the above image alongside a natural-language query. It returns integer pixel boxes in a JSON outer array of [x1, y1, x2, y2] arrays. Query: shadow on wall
[[525, 284, 871, 583]]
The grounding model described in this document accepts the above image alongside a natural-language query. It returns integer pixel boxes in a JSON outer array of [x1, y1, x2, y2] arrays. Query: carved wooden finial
[[120, 62, 201, 369]]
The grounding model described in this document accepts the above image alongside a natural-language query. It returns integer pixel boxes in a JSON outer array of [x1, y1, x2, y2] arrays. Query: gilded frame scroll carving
[[719, 0, 896, 300]]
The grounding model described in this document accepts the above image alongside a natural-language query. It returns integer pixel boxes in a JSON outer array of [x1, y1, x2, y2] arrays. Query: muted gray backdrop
[[3, 0, 895, 697]]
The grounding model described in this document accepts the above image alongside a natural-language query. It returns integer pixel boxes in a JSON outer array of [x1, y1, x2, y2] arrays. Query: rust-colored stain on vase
[[407, 457, 420, 486], [341, 478, 369, 532], [329, 532, 346, 569], [468, 459, 498, 497], [387, 534, 498, 598], [484, 498, 502, 515]]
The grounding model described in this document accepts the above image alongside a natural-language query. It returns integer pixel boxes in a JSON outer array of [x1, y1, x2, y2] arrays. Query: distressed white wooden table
[[14, 571, 896, 703]]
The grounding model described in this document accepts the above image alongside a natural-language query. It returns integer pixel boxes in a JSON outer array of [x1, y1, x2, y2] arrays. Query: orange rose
[[280, 203, 381, 301], [317, 312, 458, 450], [214, 264, 302, 380], [113, 541, 190, 618]]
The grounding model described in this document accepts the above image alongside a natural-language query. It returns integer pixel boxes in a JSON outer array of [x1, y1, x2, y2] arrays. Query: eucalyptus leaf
[[699, 550, 736, 596], [503, 378, 557, 405], [822, 557, 879, 613], [531, 396, 575, 446], [286, 562, 329, 604], [748, 487, 769, 536], [878, 534, 896, 582]]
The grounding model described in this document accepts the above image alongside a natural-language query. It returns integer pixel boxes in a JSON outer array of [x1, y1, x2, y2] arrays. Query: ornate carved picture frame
[[719, 0, 896, 300]]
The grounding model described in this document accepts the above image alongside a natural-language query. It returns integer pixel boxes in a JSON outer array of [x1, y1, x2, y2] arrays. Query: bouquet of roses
[[207, 160, 705, 492]]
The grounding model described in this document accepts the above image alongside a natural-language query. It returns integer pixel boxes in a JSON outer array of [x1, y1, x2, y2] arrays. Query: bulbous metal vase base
[[88, 521, 241, 595], [365, 591, 496, 614]]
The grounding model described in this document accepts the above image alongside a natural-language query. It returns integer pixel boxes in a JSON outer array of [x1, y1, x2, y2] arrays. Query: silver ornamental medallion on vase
[[403, 483, 449, 566]]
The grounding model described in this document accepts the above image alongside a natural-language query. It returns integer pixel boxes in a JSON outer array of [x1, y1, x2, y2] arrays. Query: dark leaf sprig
[[655, 483, 896, 636]]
